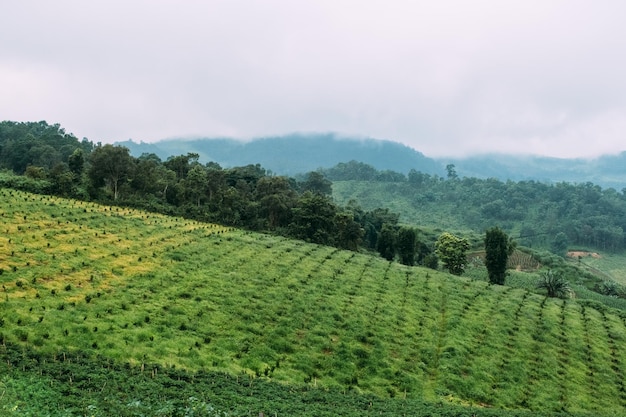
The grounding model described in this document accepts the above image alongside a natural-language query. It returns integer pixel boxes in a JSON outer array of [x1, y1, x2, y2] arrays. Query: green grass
[[573, 250, 626, 286], [332, 180, 476, 234], [1, 188, 626, 415]]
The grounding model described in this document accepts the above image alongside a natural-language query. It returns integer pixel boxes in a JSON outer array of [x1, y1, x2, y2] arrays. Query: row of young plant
[[2, 189, 626, 413], [2, 190, 623, 409], [2, 342, 594, 417]]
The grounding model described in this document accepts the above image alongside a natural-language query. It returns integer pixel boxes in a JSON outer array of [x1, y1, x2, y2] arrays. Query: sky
[[1, 1, 626, 158]]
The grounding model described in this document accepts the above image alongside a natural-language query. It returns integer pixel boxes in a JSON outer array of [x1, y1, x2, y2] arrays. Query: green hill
[[331, 178, 626, 253], [1, 189, 626, 415], [118, 133, 442, 176]]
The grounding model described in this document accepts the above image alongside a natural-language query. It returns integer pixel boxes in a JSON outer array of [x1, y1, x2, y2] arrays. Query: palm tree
[[537, 270, 572, 298]]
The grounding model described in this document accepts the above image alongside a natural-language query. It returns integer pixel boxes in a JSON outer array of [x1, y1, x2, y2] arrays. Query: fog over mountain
[[4, 2, 626, 158], [120, 135, 626, 190]]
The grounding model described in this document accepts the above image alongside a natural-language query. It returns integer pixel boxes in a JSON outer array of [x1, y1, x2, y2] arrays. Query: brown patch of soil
[[568, 251, 601, 259]]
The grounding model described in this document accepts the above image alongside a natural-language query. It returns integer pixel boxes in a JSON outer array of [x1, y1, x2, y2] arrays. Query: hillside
[[119, 133, 626, 189], [331, 178, 626, 254], [1, 190, 626, 415], [444, 152, 626, 190], [118, 134, 442, 176]]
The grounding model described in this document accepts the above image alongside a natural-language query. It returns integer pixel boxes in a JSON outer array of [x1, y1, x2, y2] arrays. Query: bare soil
[[567, 251, 601, 259]]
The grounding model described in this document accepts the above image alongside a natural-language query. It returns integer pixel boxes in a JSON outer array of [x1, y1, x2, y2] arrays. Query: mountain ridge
[[118, 135, 626, 189]]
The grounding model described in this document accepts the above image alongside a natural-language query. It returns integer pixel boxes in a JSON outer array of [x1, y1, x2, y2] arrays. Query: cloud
[[1, 0, 625, 157]]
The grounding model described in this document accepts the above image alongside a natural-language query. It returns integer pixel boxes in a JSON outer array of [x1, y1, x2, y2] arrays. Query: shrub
[[537, 270, 572, 298]]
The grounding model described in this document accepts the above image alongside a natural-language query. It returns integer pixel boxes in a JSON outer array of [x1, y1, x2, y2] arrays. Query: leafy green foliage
[[332, 174, 626, 254], [87, 144, 136, 200], [537, 270, 572, 298], [485, 227, 514, 285], [376, 224, 396, 261], [435, 232, 470, 275], [396, 227, 417, 266]]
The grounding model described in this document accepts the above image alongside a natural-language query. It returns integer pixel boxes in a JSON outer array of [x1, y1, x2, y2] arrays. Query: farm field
[[573, 251, 626, 286], [1, 189, 626, 415]]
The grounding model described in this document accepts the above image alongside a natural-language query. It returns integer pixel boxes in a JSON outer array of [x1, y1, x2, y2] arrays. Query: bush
[[537, 270, 572, 298]]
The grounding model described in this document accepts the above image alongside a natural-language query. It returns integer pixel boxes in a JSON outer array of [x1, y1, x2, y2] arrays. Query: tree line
[[0, 121, 437, 266]]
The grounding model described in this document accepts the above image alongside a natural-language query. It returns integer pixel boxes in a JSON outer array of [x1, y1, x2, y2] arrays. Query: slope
[[1, 189, 625, 415], [118, 134, 442, 176]]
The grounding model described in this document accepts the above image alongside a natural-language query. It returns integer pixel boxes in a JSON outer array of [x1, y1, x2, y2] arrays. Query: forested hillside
[[326, 162, 626, 253], [118, 133, 442, 176], [444, 153, 626, 190]]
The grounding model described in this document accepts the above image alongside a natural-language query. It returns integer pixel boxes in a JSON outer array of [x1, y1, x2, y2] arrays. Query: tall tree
[[256, 176, 297, 229], [484, 227, 514, 285], [445, 164, 458, 180], [68, 148, 85, 177], [289, 192, 337, 245], [377, 224, 397, 261], [397, 227, 417, 266], [87, 145, 135, 200], [301, 171, 332, 195], [335, 211, 364, 251], [184, 165, 208, 207], [435, 232, 470, 275], [165, 153, 199, 180]]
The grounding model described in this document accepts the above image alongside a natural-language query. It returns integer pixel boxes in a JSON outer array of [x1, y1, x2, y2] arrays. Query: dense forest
[[324, 161, 626, 253]]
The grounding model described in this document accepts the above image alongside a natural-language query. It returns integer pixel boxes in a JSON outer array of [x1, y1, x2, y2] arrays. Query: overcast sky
[[2, 1, 625, 158]]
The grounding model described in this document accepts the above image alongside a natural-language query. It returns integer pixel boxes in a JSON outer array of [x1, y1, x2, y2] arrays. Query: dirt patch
[[568, 251, 601, 259]]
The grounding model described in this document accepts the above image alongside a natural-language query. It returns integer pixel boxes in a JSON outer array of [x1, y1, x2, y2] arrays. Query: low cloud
[[1, 0, 625, 158]]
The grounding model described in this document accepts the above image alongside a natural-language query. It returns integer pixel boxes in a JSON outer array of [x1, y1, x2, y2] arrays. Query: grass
[[1, 188, 626, 415], [332, 180, 478, 234], [573, 250, 626, 286]]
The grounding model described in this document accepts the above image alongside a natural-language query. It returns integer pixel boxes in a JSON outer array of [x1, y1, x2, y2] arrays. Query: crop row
[[1, 189, 626, 413]]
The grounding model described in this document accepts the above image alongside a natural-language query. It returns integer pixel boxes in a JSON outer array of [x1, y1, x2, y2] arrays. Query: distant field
[[1, 189, 626, 415], [572, 250, 626, 286]]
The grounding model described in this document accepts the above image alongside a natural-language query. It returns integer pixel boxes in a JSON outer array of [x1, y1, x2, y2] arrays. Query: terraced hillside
[[1, 189, 626, 415]]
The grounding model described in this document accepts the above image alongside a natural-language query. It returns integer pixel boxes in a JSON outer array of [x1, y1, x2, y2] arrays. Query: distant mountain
[[118, 134, 626, 189], [441, 153, 626, 190], [117, 134, 444, 176]]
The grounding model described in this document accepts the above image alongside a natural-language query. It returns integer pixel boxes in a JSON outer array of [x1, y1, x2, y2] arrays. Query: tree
[[301, 171, 332, 195], [335, 211, 364, 251], [551, 232, 569, 256], [446, 164, 458, 180], [484, 227, 514, 285], [256, 176, 297, 229], [87, 145, 135, 200], [435, 232, 470, 275], [184, 165, 208, 207], [289, 192, 338, 245], [360, 208, 400, 250], [165, 153, 199, 180], [49, 163, 74, 196], [68, 148, 85, 177], [397, 227, 417, 266], [377, 224, 397, 261], [537, 269, 571, 298]]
